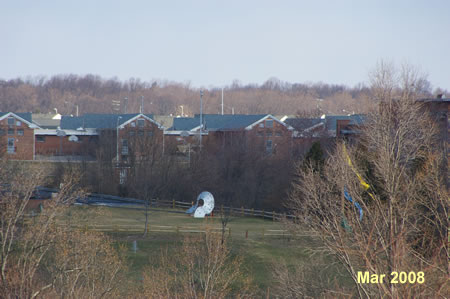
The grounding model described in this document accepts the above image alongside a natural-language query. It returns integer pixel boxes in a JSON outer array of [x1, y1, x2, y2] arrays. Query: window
[[0, 129, 5, 136], [17, 129, 24, 136], [266, 140, 273, 154], [275, 131, 282, 137], [266, 131, 273, 137], [257, 131, 264, 137], [148, 131, 154, 137], [7, 118, 14, 126], [259, 123, 264, 128], [129, 131, 135, 137], [130, 122, 136, 127], [36, 136, 45, 142], [266, 120, 273, 128], [137, 119, 145, 127], [16, 121, 21, 127], [8, 129, 14, 135], [121, 139, 128, 155], [119, 169, 127, 184], [7, 138, 15, 154]]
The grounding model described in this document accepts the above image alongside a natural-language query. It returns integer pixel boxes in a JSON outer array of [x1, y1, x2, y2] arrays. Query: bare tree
[[287, 63, 449, 298], [141, 228, 253, 298], [0, 162, 126, 298]]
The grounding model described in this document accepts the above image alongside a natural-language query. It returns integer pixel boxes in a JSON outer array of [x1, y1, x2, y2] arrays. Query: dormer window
[[16, 121, 21, 127], [7, 117, 14, 126], [137, 119, 145, 127], [259, 123, 264, 128], [266, 120, 273, 128], [131, 122, 136, 127]]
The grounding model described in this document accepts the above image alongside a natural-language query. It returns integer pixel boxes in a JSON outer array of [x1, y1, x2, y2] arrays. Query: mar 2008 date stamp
[[357, 271, 425, 284]]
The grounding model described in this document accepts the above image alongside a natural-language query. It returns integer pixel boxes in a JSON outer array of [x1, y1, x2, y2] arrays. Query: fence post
[[262, 209, 265, 220], [241, 206, 244, 216], [272, 211, 275, 222], [172, 199, 175, 209], [228, 227, 231, 237], [245, 230, 248, 239], [221, 204, 224, 216], [252, 208, 254, 216]]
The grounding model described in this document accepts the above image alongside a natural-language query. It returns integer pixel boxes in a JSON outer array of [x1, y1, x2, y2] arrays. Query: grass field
[[66, 205, 350, 296]]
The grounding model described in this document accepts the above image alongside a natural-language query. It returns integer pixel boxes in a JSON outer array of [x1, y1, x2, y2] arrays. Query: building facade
[[0, 112, 39, 160]]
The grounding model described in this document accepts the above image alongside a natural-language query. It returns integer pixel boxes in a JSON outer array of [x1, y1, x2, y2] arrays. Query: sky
[[1, 0, 449, 90]]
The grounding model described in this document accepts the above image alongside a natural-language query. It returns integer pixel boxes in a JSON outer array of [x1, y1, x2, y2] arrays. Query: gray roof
[[32, 114, 60, 129], [171, 117, 202, 131], [170, 114, 269, 131], [285, 114, 366, 134], [153, 115, 174, 129], [61, 113, 154, 130], [325, 114, 365, 131], [0, 112, 33, 124], [284, 118, 323, 131]]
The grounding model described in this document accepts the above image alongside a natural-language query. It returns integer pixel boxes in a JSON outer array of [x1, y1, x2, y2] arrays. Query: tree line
[[1, 74, 444, 116]]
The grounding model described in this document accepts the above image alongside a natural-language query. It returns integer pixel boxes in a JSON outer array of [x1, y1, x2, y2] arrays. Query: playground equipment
[[186, 191, 215, 218]]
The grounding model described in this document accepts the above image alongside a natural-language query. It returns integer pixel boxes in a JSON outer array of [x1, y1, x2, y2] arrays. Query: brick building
[[285, 114, 365, 157], [56, 113, 164, 164], [0, 112, 40, 160], [167, 114, 294, 157]]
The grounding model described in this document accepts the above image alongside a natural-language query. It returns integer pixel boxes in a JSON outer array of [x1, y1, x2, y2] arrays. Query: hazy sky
[[2, 0, 449, 89]]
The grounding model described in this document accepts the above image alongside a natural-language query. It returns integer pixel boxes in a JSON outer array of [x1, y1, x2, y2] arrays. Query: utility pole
[[116, 116, 122, 166], [199, 90, 203, 149], [124, 97, 128, 114], [221, 88, 224, 115]]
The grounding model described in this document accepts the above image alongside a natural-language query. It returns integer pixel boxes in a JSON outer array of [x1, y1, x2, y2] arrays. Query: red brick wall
[[35, 135, 97, 156], [0, 116, 34, 160], [201, 118, 293, 158], [246, 118, 293, 158], [115, 117, 164, 163], [336, 119, 351, 137]]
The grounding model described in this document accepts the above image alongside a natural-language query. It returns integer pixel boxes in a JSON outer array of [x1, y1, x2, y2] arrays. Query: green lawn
[[65, 206, 350, 296]]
